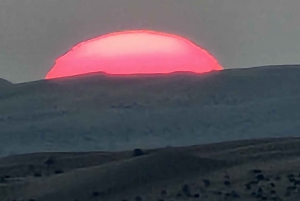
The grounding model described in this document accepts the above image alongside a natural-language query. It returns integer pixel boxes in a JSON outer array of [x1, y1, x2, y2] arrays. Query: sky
[[1, 0, 300, 83]]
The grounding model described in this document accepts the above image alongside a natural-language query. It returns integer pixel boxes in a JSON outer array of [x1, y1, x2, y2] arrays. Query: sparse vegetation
[[160, 189, 167, 195], [256, 174, 265, 181], [34, 172, 42, 177], [224, 180, 231, 186], [44, 156, 55, 176], [135, 196, 142, 201], [44, 156, 55, 166], [0, 176, 6, 183], [54, 169, 64, 174], [202, 179, 211, 187], [251, 169, 262, 174], [132, 148, 144, 157], [181, 184, 192, 197], [92, 191, 100, 201], [92, 191, 99, 196], [1, 140, 300, 201]]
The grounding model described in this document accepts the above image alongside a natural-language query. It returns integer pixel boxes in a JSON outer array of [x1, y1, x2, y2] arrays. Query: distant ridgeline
[[0, 78, 12, 88]]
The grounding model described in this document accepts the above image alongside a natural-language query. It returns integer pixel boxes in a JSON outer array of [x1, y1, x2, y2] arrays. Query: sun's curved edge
[[56, 29, 222, 67], [46, 29, 223, 80]]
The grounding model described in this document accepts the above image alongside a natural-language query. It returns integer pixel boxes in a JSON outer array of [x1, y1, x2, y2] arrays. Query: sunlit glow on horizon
[[45, 30, 223, 79]]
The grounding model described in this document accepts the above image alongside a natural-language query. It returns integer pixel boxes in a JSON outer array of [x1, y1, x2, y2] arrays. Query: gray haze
[[1, 0, 300, 83]]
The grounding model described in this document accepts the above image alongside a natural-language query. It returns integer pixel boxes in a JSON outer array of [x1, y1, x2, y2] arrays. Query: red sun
[[45, 30, 223, 79]]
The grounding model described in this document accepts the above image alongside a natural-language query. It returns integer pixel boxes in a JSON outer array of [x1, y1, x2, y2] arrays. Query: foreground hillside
[[1, 137, 300, 200]]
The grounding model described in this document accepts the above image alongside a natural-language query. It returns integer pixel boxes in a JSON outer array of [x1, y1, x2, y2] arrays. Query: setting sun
[[45, 30, 223, 79]]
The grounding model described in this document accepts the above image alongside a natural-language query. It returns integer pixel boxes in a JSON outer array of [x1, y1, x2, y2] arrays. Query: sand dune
[[1, 137, 300, 200]]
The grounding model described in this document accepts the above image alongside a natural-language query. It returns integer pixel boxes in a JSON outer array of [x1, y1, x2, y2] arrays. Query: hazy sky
[[1, 0, 300, 83]]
